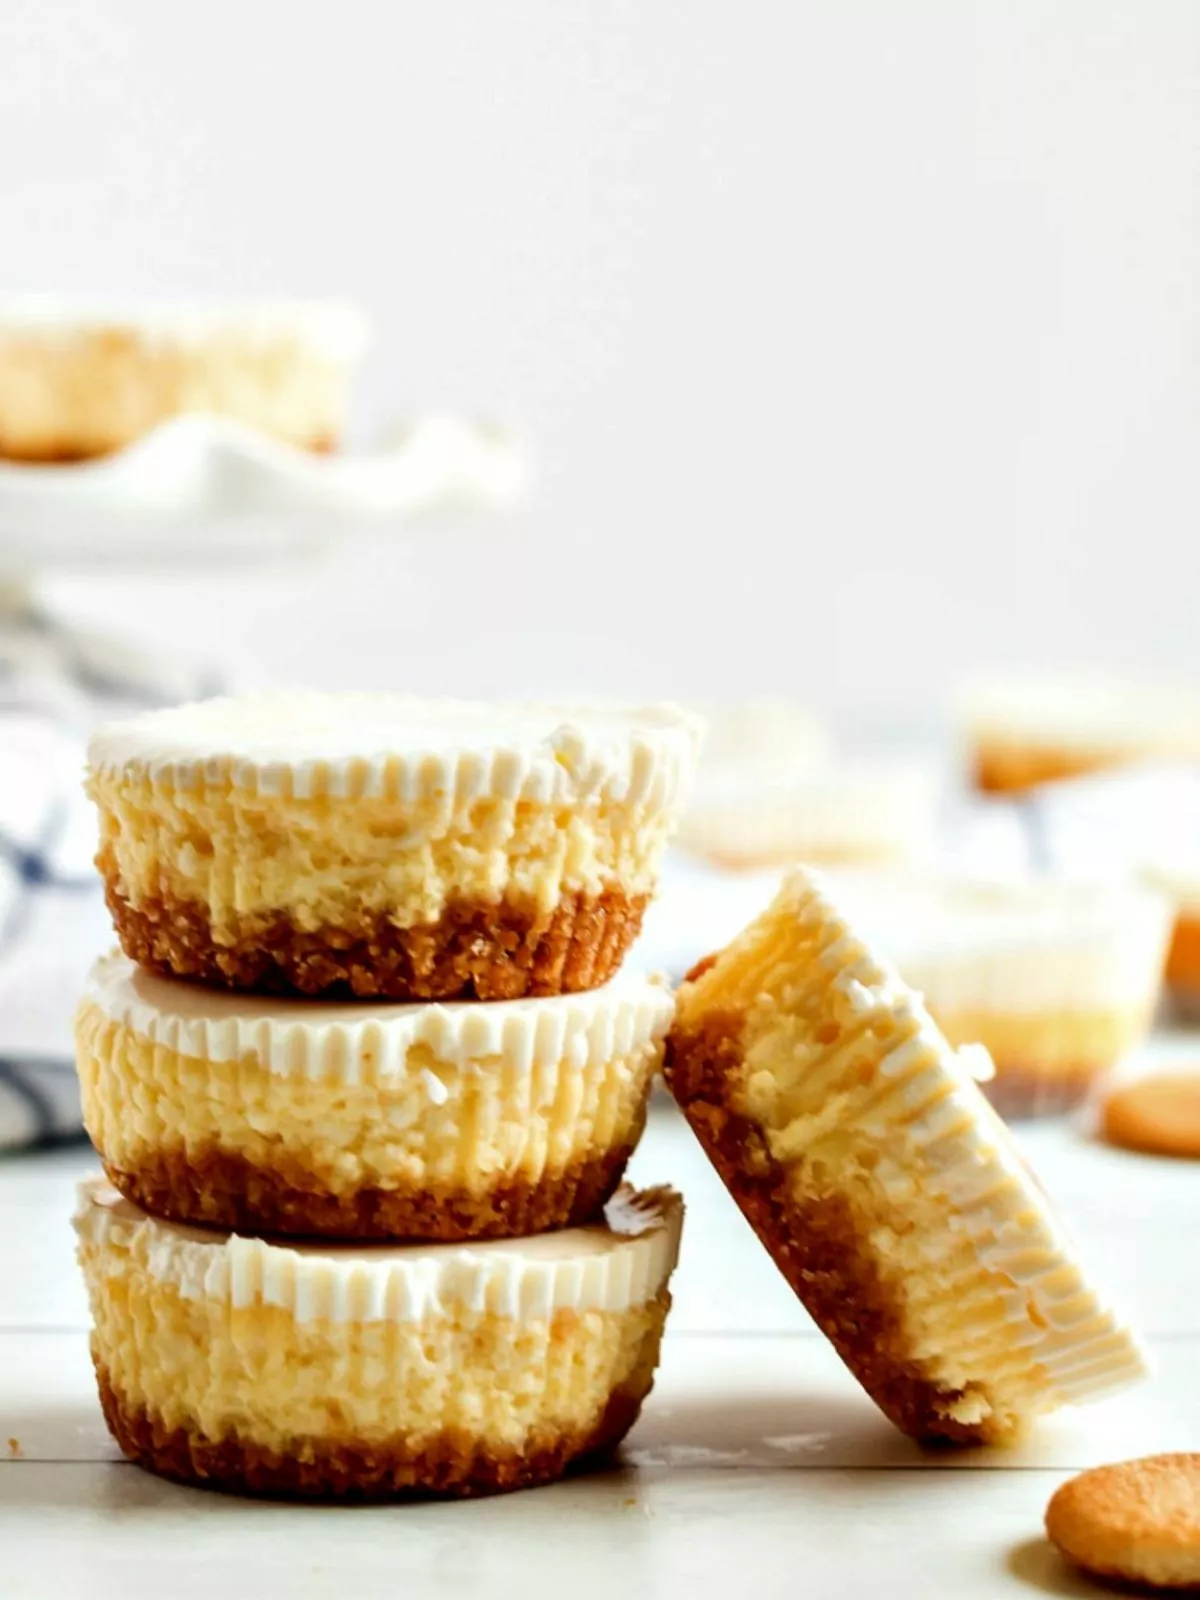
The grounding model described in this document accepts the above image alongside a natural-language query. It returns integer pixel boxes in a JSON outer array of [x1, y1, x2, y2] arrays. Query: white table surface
[[1, 1088, 1196, 1600]]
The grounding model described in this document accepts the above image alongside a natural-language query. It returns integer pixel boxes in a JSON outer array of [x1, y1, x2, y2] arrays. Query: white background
[[4, 0, 1200, 726]]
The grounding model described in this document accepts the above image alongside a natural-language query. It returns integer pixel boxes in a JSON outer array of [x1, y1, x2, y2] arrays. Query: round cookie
[[1046, 1454, 1200, 1590], [1102, 1073, 1200, 1159]]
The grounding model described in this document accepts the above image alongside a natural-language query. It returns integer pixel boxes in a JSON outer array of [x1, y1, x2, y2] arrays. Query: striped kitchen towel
[[0, 599, 215, 1151]]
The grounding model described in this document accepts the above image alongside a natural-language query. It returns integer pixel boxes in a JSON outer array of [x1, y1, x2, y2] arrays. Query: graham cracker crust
[[95, 1364, 645, 1499], [100, 1132, 642, 1241], [664, 1011, 1002, 1446], [1166, 910, 1200, 994], [0, 433, 336, 464], [972, 747, 1112, 796], [101, 875, 649, 1000]]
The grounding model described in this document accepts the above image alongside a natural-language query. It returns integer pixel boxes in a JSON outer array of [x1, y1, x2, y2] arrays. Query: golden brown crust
[[0, 434, 336, 463], [683, 951, 721, 985], [1101, 1073, 1200, 1160], [664, 1010, 999, 1446], [102, 875, 649, 1000], [972, 745, 1121, 795], [1046, 1454, 1200, 1589], [95, 1363, 645, 1500], [1167, 911, 1200, 994], [101, 1133, 642, 1241]]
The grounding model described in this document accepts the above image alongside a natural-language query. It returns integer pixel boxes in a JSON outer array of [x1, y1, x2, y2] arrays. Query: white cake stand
[[0, 413, 526, 702], [0, 412, 527, 1144]]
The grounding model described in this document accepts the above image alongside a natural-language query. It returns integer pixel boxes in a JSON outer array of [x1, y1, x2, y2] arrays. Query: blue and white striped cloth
[[0, 599, 215, 1152]]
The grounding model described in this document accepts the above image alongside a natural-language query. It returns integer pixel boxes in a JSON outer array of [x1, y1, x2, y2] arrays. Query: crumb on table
[[7, 1437, 21, 1458]]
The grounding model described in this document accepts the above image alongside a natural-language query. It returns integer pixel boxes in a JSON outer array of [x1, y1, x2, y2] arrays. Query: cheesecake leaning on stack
[[73, 692, 700, 1498], [664, 868, 1146, 1445]]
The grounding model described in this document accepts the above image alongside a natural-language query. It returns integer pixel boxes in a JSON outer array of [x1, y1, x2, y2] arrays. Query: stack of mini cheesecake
[[71, 692, 701, 1499]]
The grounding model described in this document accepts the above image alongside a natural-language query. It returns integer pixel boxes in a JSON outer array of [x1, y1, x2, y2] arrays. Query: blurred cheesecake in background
[[960, 675, 1200, 795], [1146, 864, 1200, 1018], [0, 297, 368, 460], [1028, 764, 1200, 1021], [824, 870, 1172, 1117], [690, 697, 832, 774], [677, 699, 936, 870]]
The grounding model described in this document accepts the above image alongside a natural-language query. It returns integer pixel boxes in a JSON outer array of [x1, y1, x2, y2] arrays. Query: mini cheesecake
[[1009, 763, 1200, 1023], [87, 692, 702, 1001], [664, 868, 1146, 1445], [678, 760, 937, 871], [677, 701, 941, 874], [77, 952, 673, 1239], [1166, 903, 1200, 1018], [690, 698, 832, 775], [1143, 867, 1200, 1020], [824, 872, 1171, 1116], [961, 676, 1200, 796], [0, 297, 367, 460], [75, 1177, 682, 1498]]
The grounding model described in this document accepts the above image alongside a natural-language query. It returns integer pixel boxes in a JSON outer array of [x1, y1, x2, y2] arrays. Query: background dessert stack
[[0, 298, 368, 460], [678, 698, 937, 871], [72, 692, 701, 1498]]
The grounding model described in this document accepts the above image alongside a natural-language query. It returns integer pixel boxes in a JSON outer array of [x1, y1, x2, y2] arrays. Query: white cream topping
[[775, 869, 1149, 1404], [74, 1177, 683, 1322], [88, 692, 704, 805], [691, 698, 832, 776], [82, 951, 675, 1081], [0, 297, 369, 363], [961, 674, 1200, 749], [819, 869, 1173, 1013]]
